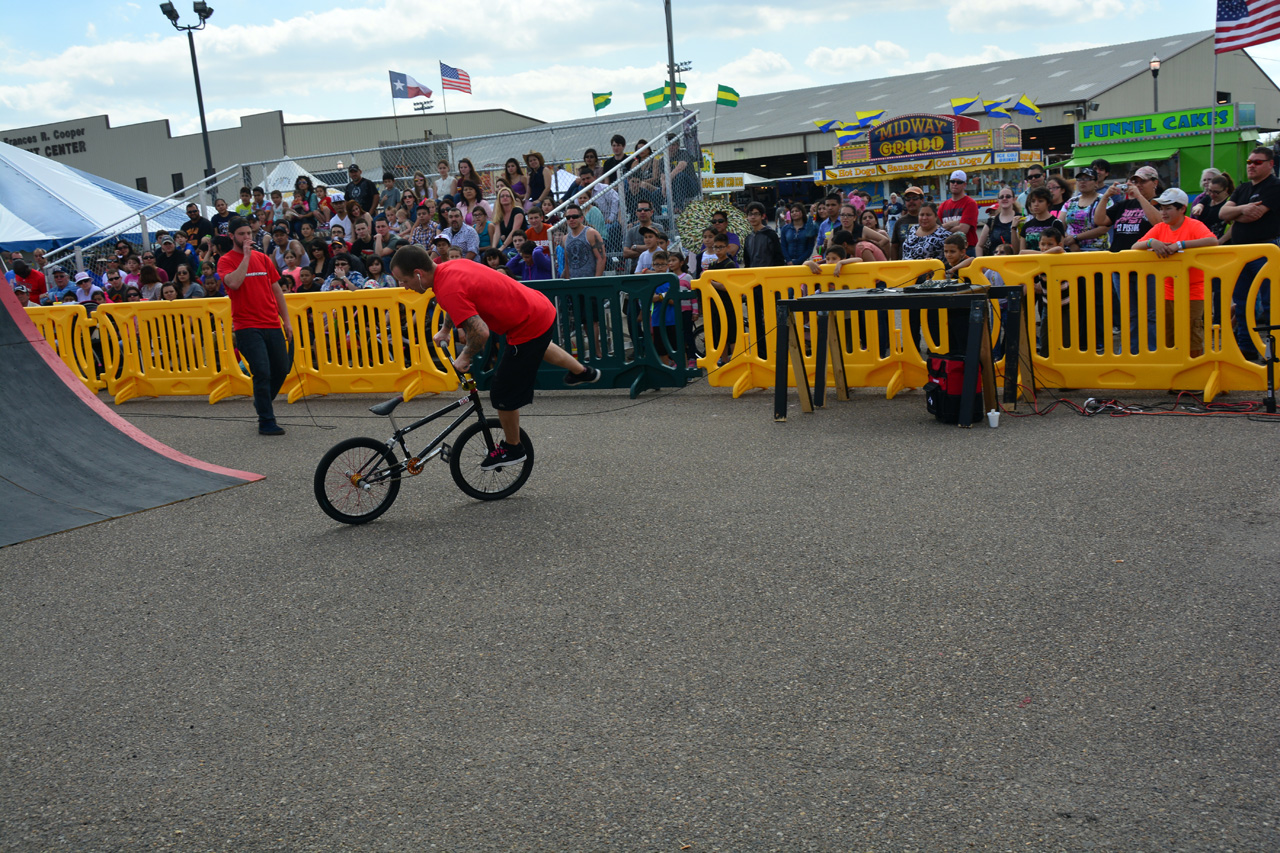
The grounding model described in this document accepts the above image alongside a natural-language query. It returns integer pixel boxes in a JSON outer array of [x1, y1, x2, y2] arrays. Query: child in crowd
[[252, 186, 272, 225], [446, 247, 465, 261], [432, 235, 452, 261], [649, 251, 679, 366], [294, 266, 319, 293], [942, 233, 970, 278], [505, 241, 552, 281], [234, 187, 253, 217], [705, 233, 740, 364], [481, 248, 506, 270], [525, 209, 551, 252], [364, 255, 397, 287]]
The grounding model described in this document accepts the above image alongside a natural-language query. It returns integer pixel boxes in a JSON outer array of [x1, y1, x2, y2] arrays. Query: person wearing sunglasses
[[938, 170, 980, 256], [1016, 166, 1047, 211], [1219, 146, 1280, 360]]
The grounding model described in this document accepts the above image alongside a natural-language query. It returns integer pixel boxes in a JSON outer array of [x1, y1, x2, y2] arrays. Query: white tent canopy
[[0, 141, 193, 251], [263, 159, 326, 196]]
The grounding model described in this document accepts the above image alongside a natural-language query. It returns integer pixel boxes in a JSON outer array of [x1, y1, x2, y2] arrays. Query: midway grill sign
[[868, 114, 958, 160]]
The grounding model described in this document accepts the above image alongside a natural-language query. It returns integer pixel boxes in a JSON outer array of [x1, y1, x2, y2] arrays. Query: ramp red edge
[[0, 286, 262, 483]]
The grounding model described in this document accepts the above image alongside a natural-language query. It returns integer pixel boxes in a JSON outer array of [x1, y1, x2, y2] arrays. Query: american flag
[[440, 62, 472, 94], [1217, 0, 1280, 53]]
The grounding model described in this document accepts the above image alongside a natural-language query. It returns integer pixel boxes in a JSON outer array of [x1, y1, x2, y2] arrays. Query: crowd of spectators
[[9, 144, 1271, 365]]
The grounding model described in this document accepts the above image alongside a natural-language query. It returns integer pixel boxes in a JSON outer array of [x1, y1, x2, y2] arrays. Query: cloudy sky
[[1, 0, 1272, 135]]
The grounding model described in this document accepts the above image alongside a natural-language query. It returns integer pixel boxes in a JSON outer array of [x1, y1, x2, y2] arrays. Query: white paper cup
[[987, 409, 1000, 428]]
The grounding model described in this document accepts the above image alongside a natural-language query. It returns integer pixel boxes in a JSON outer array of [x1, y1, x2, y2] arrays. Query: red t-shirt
[[525, 224, 551, 248], [217, 248, 283, 330], [1144, 217, 1215, 299], [431, 260, 555, 345], [12, 270, 46, 302], [938, 195, 980, 247]]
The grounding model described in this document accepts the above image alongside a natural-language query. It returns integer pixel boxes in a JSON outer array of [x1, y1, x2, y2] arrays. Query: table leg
[[829, 311, 850, 402], [774, 303, 791, 421], [789, 309, 813, 414], [979, 307, 998, 415], [1001, 289, 1024, 407], [814, 310, 828, 408], [958, 298, 985, 428]]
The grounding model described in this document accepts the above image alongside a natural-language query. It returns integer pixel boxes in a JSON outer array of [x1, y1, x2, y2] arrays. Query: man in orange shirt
[[1133, 188, 1218, 358]]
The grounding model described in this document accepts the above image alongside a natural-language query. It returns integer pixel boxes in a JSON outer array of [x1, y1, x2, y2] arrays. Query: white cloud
[[806, 42, 911, 74], [947, 0, 1147, 32]]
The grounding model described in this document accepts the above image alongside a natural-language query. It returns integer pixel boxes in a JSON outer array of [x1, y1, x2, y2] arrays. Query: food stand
[[816, 113, 1044, 204]]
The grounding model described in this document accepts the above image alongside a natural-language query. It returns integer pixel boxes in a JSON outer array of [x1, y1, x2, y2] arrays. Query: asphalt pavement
[[2, 382, 1278, 851]]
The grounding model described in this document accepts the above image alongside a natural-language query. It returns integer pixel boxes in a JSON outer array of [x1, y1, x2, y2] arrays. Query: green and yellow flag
[[716, 85, 739, 107], [592, 91, 612, 112], [645, 82, 688, 110]]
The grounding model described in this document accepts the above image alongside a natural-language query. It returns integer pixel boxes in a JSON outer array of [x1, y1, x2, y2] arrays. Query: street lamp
[[159, 1, 216, 194], [1149, 55, 1161, 112]]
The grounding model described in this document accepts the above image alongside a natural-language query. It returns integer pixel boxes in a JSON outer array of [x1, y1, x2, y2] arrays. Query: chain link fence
[[44, 110, 702, 279]]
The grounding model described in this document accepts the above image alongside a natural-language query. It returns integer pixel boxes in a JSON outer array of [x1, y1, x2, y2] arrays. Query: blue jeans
[[1113, 271, 1157, 354], [234, 327, 289, 425], [1233, 256, 1272, 359]]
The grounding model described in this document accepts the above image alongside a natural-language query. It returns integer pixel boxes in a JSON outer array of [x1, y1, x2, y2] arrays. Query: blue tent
[[0, 141, 195, 252]]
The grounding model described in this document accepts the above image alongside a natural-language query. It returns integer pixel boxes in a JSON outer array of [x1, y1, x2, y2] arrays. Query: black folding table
[[772, 285, 1026, 427]]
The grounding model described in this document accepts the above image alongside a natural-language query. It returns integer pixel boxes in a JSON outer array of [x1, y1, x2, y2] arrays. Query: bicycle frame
[[362, 376, 494, 483]]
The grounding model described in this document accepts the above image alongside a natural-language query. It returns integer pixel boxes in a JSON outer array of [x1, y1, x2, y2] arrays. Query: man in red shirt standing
[[217, 217, 294, 435], [391, 244, 599, 470], [938, 170, 980, 257]]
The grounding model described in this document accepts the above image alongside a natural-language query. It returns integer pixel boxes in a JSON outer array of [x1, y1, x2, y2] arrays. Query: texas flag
[[389, 71, 431, 99]]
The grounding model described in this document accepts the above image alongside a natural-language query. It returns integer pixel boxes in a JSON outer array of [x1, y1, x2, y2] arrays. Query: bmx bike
[[313, 375, 533, 524]]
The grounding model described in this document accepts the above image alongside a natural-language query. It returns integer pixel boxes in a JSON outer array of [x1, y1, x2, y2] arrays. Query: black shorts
[[490, 321, 554, 411]]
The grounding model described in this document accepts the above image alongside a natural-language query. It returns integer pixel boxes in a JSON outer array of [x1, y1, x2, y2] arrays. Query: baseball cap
[[329, 239, 347, 247], [273, 223, 288, 232], [1132, 166, 1160, 182], [1076, 167, 1098, 180], [49, 265, 67, 275], [160, 235, 175, 245], [1154, 187, 1189, 207], [903, 186, 924, 197], [14, 284, 29, 293], [949, 170, 967, 182], [74, 271, 91, 283]]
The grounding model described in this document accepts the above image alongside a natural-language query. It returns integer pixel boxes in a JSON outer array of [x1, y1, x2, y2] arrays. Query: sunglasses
[[711, 218, 726, 223], [107, 275, 121, 281], [1247, 159, 1270, 165], [1028, 173, 1044, 179], [566, 214, 582, 220]]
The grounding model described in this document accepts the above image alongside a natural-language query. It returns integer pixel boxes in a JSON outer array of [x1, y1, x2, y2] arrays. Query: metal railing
[[545, 111, 701, 277], [42, 110, 702, 277]]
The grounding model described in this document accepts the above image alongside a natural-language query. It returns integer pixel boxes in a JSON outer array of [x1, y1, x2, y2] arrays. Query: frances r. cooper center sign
[[2, 124, 90, 159]]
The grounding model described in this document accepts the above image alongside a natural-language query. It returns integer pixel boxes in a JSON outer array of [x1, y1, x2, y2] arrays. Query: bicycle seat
[[369, 395, 404, 416]]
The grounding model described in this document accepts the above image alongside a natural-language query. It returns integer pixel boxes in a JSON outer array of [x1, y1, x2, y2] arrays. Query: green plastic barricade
[[471, 274, 698, 398]]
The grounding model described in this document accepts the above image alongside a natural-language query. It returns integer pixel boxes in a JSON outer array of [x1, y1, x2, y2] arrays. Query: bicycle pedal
[[439, 443, 451, 463]]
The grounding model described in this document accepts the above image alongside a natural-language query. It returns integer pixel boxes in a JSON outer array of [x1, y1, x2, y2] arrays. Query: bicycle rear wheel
[[314, 436, 402, 524], [449, 418, 534, 501]]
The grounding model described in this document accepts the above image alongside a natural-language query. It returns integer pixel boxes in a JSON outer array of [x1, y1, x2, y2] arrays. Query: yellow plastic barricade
[[693, 260, 943, 398], [95, 298, 251, 404], [282, 288, 458, 402], [23, 303, 104, 391], [967, 247, 1274, 400]]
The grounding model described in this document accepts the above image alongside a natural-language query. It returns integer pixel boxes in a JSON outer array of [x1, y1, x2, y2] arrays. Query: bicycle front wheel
[[449, 418, 534, 501], [314, 436, 402, 524]]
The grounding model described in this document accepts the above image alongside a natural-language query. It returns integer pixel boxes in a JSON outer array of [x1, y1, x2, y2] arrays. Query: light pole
[[1149, 55, 1161, 112], [160, 1, 216, 195]]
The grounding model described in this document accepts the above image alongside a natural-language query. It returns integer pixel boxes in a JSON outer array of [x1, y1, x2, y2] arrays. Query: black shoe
[[480, 441, 526, 470], [259, 422, 285, 436], [564, 366, 601, 385]]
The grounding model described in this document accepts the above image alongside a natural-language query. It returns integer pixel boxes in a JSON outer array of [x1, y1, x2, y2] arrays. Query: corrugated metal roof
[[580, 31, 1212, 144]]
